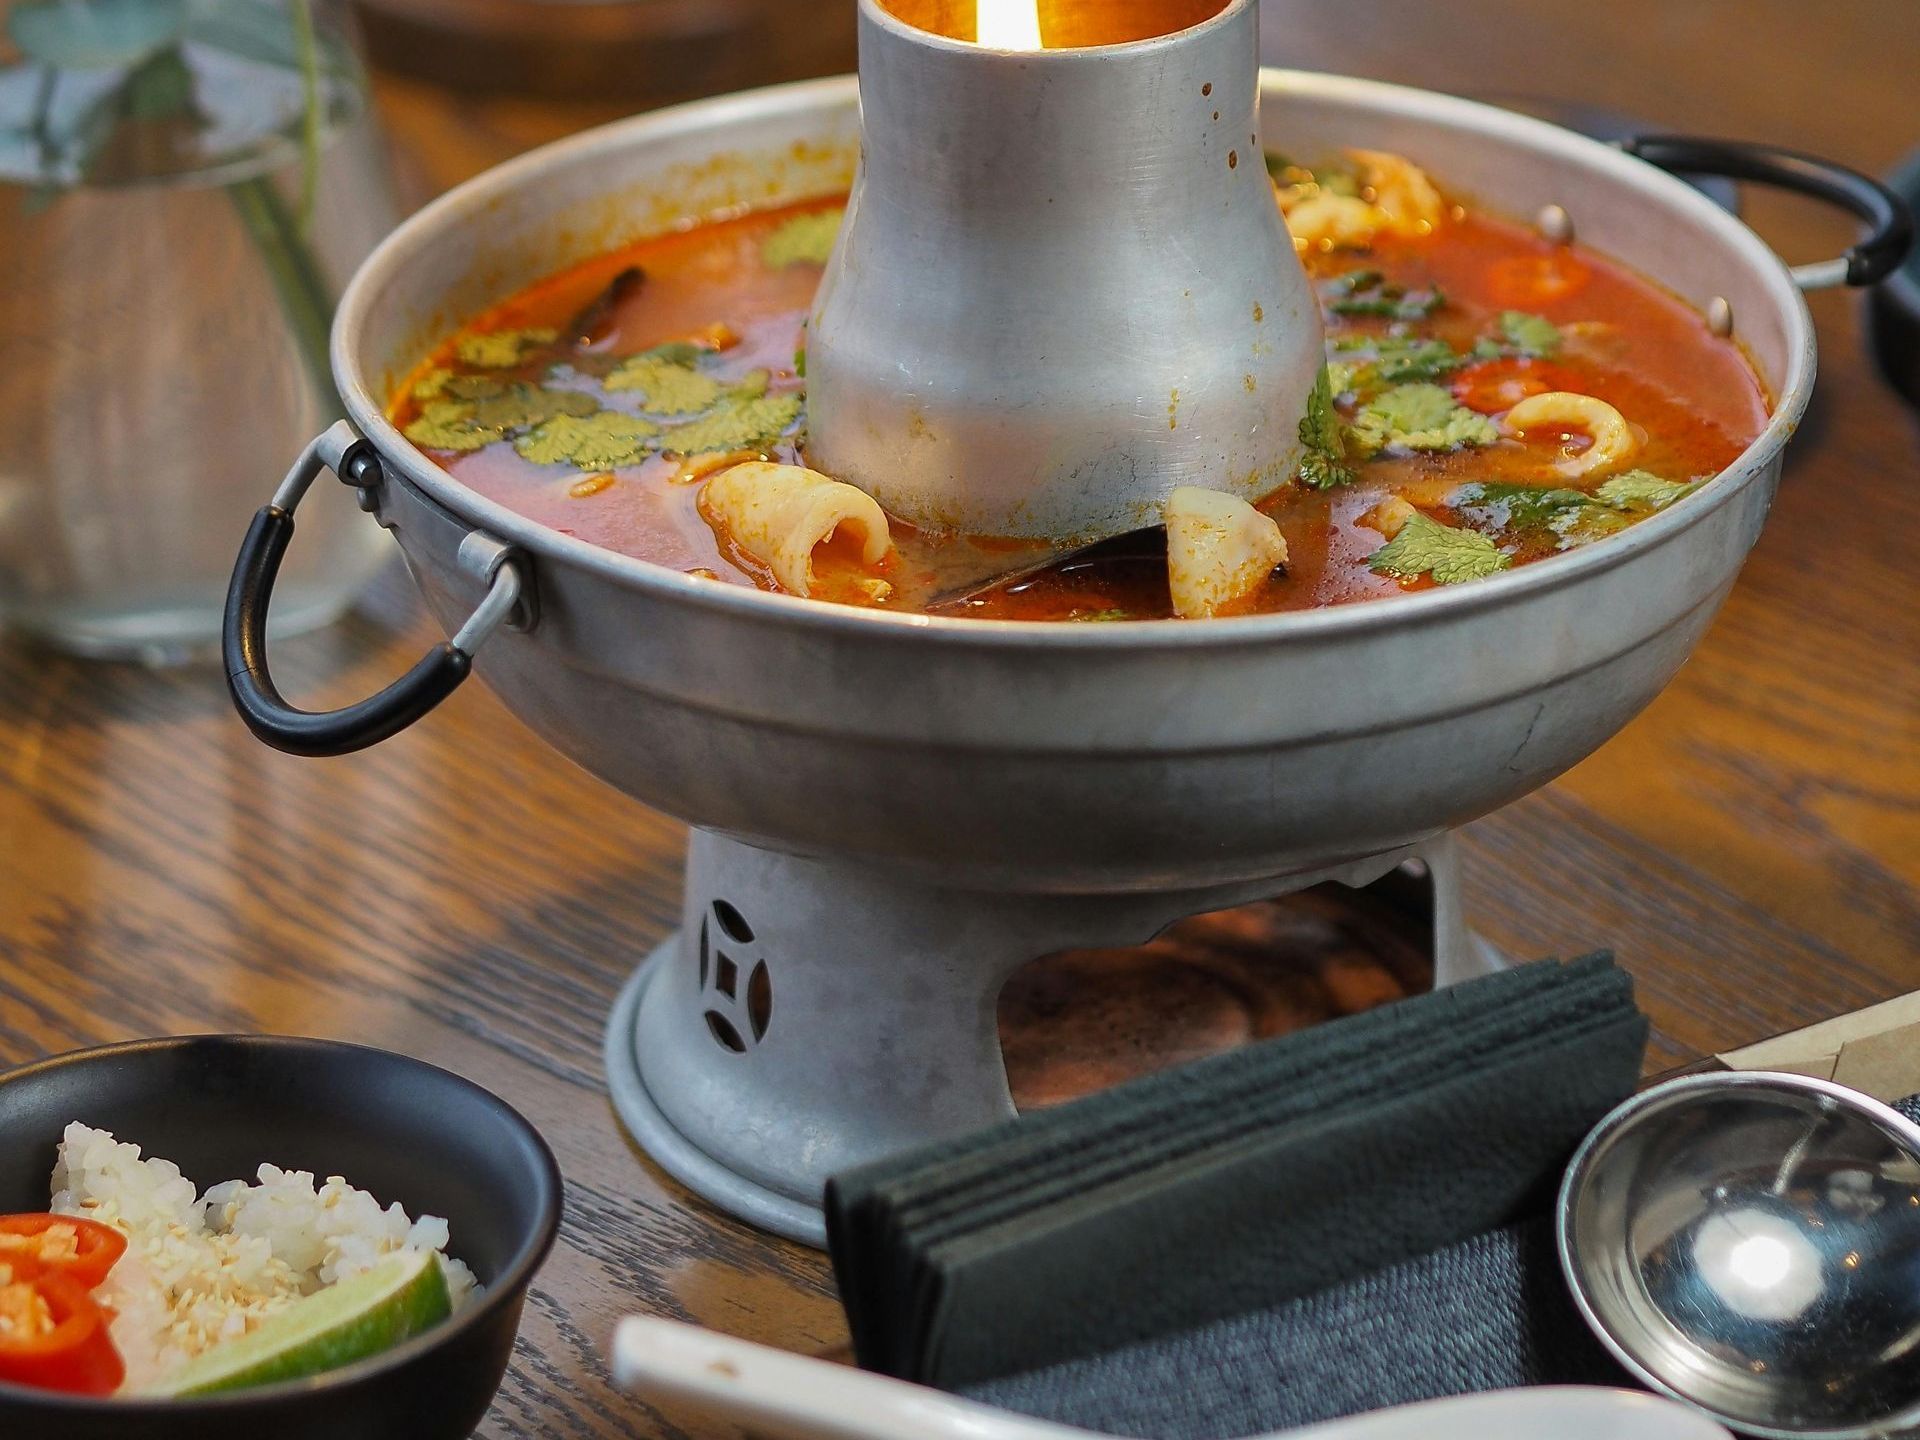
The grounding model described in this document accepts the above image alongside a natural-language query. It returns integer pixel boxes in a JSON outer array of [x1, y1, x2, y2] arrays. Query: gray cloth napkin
[[965, 1093, 1920, 1438], [963, 1216, 1621, 1438]]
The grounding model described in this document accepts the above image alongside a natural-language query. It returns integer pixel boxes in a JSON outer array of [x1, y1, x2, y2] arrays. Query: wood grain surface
[[2, 2, 1917, 1434]]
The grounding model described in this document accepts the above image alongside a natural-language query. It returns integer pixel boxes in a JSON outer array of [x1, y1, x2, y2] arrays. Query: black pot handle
[[1619, 135, 1914, 290], [224, 422, 524, 758]]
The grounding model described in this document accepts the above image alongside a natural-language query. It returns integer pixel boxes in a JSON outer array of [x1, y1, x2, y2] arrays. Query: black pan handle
[[223, 422, 524, 758], [1619, 135, 1914, 289]]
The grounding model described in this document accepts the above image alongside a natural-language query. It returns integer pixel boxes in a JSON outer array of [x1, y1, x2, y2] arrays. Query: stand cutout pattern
[[698, 900, 773, 1053]]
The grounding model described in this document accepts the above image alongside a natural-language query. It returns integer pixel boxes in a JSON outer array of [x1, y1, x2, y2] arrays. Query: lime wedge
[[160, 1250, 453, 1396]]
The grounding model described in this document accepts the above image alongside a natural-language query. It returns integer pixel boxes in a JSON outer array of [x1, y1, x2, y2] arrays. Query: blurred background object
[[0, 0, 399, 663], [354, 0, 857, 198]]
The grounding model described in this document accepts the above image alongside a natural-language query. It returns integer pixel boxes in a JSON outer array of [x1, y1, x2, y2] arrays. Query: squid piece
[[1282, 193, 1383, 251], [1350, 149, 1446, 236], [1277, 151, 1445, 250], [1503, 391, 1639, 480], [702, 462, 893, 598], [1165, 486, 1289, 620]]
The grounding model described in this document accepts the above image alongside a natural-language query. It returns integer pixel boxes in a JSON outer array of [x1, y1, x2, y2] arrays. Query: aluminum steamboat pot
[[225, 72, 1910, 896]]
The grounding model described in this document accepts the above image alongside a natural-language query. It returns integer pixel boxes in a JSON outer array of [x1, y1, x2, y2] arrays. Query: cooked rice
[[51, 1123, 478, 1394]]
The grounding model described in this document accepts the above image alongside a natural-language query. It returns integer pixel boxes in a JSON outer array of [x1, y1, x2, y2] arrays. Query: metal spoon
[[1558, 1071, 1920, 1440], [612, 1315, 1727, 1440], [925, 526, 1166, 611]]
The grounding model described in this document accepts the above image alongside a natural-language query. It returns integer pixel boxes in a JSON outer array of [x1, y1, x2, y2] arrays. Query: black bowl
[[0, 1035, 562, 1440]]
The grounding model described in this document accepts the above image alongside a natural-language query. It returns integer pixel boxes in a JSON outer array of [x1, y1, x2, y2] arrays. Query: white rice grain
[[50, 1124, 478, 1394]]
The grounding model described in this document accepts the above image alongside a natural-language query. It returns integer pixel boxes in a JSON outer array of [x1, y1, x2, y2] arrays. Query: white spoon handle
[[610, 1317, 1731, 1440], [612, 1316, 1099, 1440]]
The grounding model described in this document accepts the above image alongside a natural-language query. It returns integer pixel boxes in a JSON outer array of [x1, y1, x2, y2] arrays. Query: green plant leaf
[[1326, 270, 1446, 320], [455, 327, 558, 368], [411, 371, 508, 403], [659, 393, 802, 455], [1369, 512, 1510, 585], [1349, 383, 1498, 456], [1453, 482, 1595, 530], [1325, 334, 1461, 395], [184, 0, 346, 72], [1593, 469, 1696, 511], [8, 0, 187, 70], [117, 45, 194, 119], [1552, 504, 1632, 549], [514, 411, 661, 468], [465, 383, 597, 431], [762, 207, 844, 269], [404, 401, 495, 453], [727, 368, 770, 402], [604, 354, 723, 414], [1497, 310, 1562, 357], [1296, 364, 1354, 490]]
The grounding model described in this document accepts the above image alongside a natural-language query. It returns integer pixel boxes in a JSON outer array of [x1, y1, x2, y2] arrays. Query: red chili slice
[[0, 1270, 125, 1396], [0, 1215, 128, 1289], [1486, 251, 1592, 307]]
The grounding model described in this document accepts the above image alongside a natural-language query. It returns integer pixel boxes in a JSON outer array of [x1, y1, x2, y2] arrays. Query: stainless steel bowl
[[1557, 1072, 1920, 1440], [247, 72, 1852, 894]]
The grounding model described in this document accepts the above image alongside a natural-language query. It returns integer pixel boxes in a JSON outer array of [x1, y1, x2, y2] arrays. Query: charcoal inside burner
[[998, 867, 1437, 1110]]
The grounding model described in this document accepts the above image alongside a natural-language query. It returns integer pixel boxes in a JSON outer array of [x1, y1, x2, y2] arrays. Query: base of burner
[[605, 828, 1505, 1247]]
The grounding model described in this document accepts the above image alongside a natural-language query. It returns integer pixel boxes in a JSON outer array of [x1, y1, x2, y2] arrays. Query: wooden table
[[2, 1, 1916, 1434]]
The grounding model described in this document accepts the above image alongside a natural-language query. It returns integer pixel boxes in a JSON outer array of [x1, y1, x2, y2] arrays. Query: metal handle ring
[[223, 420, 523, 758], [1619, 134, 1915, 291]]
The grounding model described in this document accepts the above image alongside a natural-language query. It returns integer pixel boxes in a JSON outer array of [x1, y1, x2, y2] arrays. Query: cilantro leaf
[[637, 340, 705, 367], [1328, 268, 1385, 295], [1326, 335, 1461, 395], [659, 393, 803, 455], [1593, 470, 1697, 511], [455, 327, 559, 368], [464, 382, 598, 432], [762, 207, 845, 269], [1324, 360, 1362, 398], [513, 411, 661, 469], [411, 368, 510, 404], [441, 373, 509, 401], [1551, 505, 1632, 550], [403, 401, 495, 453], [1370, 337, 1461, 384], [410, 367, 454, 402], [1497, 310, 1562, 357], [1296, 365, 1354, 490], [1369, 512, 1511, 585], [1349, 383, 1499, 456], [1327, 272, 1447, 319], [728, 369, 771, 402], [605, 354, 724, 414], [1453, 482, 1595, 530]]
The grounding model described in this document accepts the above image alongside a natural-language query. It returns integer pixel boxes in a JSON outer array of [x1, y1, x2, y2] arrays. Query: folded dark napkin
[[967, 1096, 1920, 1438], [827, 954, 1648, 1392]]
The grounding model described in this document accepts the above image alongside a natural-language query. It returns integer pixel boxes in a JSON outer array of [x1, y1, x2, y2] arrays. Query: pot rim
[[333, 69, 1815, 653]]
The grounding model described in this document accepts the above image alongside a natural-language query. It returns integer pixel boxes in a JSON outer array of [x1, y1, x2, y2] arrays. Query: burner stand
[[605, 828, 1501, 1246]]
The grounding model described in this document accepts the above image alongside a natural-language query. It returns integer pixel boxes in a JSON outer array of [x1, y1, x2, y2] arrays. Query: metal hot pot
[[224, 63, 1909, 1243]]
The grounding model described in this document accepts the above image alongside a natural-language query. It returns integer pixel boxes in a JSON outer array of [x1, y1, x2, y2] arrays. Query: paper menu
[[1718, 990, 1920, 1101]]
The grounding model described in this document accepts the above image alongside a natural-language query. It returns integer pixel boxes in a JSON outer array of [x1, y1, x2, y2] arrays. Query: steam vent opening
[[996, 865, 1440, 1112], [878, 0, 1232, 48]]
